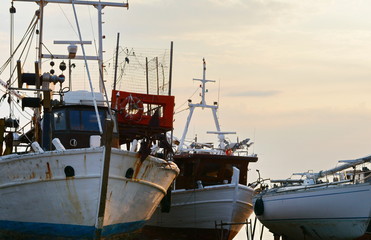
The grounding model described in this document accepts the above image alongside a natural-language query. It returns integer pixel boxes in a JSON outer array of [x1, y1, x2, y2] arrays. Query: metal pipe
[[113, 32, 120, 91], [168, 41, 173, 96], [71, 1, 102, 134], [95, 119, 114, 240]]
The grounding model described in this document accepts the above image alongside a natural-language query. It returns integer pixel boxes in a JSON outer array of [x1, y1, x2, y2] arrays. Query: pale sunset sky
[[1, 1, 371, 239]]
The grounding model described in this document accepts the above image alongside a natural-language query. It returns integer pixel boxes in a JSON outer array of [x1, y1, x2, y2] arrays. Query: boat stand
[[215, 220, 249, 240], [245, 217, 265, 240]]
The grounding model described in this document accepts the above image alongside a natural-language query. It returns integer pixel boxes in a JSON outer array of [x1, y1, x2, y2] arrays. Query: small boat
[[0, 1, 179, 239], [139, 59, 258, 240], [253, 156, 371, 240]]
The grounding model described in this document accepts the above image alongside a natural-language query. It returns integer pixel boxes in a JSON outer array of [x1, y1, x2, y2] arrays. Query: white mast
[[178, 59, 235, 152], [14, 0, 128, 134]]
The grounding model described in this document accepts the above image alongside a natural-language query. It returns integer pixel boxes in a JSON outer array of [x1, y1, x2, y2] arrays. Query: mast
[[178, 59, 235, 151], [14, 0, 129, 139], [9, 2, 16, 85], [97, 3, 104, 93]]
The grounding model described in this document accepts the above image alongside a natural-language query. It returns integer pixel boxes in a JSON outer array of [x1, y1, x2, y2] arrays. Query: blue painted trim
[[0, 219, 146, 239], [102, 220, 146, 237]]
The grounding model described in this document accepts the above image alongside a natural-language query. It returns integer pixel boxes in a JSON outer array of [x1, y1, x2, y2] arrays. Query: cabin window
[[201, 162, 221, 179], [53, 110, 67, 131], [69, 110, 105, 132]]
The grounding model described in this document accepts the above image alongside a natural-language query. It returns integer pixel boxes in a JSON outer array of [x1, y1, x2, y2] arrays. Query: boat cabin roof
[[173, 153, 258, 189]]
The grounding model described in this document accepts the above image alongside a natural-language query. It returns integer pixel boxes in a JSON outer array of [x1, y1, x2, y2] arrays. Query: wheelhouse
[[173, 154, 258, 189], [51, 105, 107, 149]]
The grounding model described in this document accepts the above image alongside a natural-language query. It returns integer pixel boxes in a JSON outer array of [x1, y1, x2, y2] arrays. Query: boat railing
[[274, 179, 353, 193], [179, 148, 225, 155], [270, 179, 304, 184]]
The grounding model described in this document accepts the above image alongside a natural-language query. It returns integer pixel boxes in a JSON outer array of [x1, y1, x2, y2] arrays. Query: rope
[[174, 107, 189, 115], [88, 6, 99, 57], [71, 1, 103, 134], [174, 86, 200, 112], [0, 13, 38, 75], [58, 4, 79, 37]]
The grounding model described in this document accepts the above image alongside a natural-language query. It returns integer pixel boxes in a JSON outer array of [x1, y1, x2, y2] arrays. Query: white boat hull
[[141, 184, 254, 240], [0, 147, 179, 239], [254, 183, 371, 240]]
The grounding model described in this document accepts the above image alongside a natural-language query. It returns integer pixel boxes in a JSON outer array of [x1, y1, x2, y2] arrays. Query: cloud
[[228, 90, 281, 97]]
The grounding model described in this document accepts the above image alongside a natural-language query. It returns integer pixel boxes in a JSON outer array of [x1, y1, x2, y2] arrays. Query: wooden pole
[[95, 119, 114, 240]]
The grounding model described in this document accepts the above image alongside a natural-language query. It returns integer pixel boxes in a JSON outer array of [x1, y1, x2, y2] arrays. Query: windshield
[[69, 109, 105, 132]]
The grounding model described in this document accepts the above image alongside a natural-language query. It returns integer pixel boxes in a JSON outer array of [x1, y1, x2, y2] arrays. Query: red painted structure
[[111, 90, 175, 144]]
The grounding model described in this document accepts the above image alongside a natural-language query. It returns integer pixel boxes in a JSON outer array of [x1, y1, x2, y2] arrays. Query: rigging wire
[[0, 13, 38, 76], [174, 86, 200, 112], [71, 1, 103, 134], [10, 97, 33, 119], [58, 4, 79, 38], [41, 43, 55, 59], [174, 107, 189, 115], [88, 6, 99, 57], [9, 21, 37, 87]]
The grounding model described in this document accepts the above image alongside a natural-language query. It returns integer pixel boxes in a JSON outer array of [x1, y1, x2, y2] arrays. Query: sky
[[2, 1, 371, 239]]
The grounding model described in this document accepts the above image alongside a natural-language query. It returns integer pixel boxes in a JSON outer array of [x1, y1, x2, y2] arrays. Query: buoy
[[119, 96, 144, 122]]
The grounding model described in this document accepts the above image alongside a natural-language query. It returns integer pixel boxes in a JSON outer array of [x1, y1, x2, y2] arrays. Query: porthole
[[125, 168, 134, 179], [64, 166, 75, 177]]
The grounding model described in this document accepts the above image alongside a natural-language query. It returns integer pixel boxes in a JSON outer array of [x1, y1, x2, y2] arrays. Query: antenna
[[192, 58, 216, 106], [178, 59, 235, 151]]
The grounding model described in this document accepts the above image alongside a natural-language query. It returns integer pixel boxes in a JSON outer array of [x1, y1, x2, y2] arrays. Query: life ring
[[225, 148, 233, 156], [119, 95, 144, 122]]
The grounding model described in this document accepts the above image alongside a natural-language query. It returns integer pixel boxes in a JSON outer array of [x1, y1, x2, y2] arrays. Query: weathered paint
[[0, 219, 146, 240], [46, 162, 52, 179], [142, 184, 254, 240], [0, 147, 179, 240]]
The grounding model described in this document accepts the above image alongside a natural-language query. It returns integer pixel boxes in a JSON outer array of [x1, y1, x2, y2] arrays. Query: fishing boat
[[253, 156, 371, 240], [0, 1, 179, 239], [139, 59, 258, 240]]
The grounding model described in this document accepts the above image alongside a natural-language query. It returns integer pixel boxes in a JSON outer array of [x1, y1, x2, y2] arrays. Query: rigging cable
[[88, 6, 99, 56], [58, 4, 79, 37], [174, 86, 200, 112], [0, 13, 39, 75], [71, 1, 102, 134], [90, 5, 114, 121], [10, 21, 37, 87]]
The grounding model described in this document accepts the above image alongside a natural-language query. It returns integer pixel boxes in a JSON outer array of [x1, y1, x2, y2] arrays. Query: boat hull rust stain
[[0, 147, 179, 240], [46, 162, 52, 179]]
